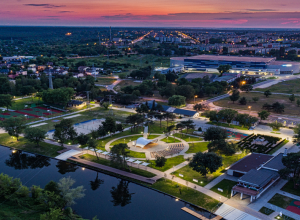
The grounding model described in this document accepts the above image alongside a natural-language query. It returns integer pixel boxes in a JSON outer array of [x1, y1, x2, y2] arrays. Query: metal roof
[[238, 169, 279, 187], [262, 153, 286, 171]]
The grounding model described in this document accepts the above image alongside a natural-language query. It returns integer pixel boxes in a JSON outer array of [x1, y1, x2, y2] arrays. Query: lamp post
[[248, 106, 252, 114], [194, 95, 198, 104]]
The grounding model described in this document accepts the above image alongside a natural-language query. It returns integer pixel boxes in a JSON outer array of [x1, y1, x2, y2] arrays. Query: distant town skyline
[[1, 0, 300, 28]]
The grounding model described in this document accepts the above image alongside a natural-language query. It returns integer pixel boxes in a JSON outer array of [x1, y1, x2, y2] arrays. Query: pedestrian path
[[55, 149, 81, 160], [215, 203, 260, 220]]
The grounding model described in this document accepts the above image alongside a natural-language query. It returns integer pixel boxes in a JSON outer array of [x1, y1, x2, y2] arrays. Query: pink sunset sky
[[1, 0, 300, 27]]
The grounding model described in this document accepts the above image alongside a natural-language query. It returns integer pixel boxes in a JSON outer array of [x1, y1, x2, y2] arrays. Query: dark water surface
[[0, 146, 214, 220]]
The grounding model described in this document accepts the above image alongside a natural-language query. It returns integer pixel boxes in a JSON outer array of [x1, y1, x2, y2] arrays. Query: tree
[[163, 112, 175, 127], [297, 99, 300, 107], [88, 139, 99, 160], [239, 97, 247, 105], [0, 94, 13, 110], [252, 97, 259, 103], [125, 114, 144, 132], [258, 110, 270, 121], [168, 95, 186, 107], [293, 125, 300, 144], [203, 127, 227, 141], [155, 156, 167, 167], [24, 127, 47, 147], [176, 85, 195, 99], [268, 122, 283, 131], [262, 103, 272, 111], [181, 119, 196, 133], [102, 117, 117, 135], [189, 152, 223, 177], [279, 153, 300, 189], [240, 85, 253, 92], [156, 103, 164, 112], [289, 94, 296, 102], [77, 133, 89, 146], [154, 114, 165, 128], [207, 139, 237, 156], [0, 116, 27, 140], [90, 172, 104, 191], [193, 103, 204, 111], [57, 177, 85, 207], [218, 109, 237, 125], [110, 143, 130, 170], [53, 119, 77, 147], [229, 90, 240, 103], [272, 102, 285, 113], [42, 87, 75, 107], [264, 90, 272, 98], [102, 102, 110, 110], [217, 64, 231, 76]]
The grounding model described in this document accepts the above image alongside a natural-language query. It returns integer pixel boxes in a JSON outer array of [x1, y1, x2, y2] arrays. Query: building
[[170, 55, 300, 75], [213, 72, 240, 83], [228, 152, 286, 202]]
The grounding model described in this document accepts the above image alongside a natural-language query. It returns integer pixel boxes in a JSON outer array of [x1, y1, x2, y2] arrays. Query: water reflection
[[90, 172, 104, 191], [5, 150, 50, 170], [56, 160, 78, 174], [110, 180, 134, 207]]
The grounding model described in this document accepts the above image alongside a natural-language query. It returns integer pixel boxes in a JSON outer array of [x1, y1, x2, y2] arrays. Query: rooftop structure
[[135, 137, 158, 148]]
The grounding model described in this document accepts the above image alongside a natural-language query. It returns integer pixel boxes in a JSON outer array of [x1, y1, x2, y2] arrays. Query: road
[[95, 79, 122, 94]]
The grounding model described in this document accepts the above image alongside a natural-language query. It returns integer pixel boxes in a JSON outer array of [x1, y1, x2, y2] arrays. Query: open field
[[79, 154, 155, 177], [173, 151, 248, 186], [214, 92, 300, 116], [149, 155, 185, 172], [11, 97, 43, 110], [255, 79, 300, 94], [185, 142, 209, 153], [96, 77, 117, 85], [268, 193, 294, 209], [0, 133, 63, 157], [114, 80, 142, 92], [210, 179, 237, 198], [151, 179, 219, 211], [173, 133, 203, 142]]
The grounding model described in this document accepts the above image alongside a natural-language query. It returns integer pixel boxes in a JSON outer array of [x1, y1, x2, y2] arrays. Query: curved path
[[105, 133, 189, 159]]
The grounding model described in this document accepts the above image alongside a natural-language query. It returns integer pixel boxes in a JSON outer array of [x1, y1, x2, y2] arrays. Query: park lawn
[[114, 80, 141, 92], [185, 142, 209, 154], [127, 150, 146, 158], [281, 180, 300, 196], [214, 92, 300, 116], [149, 155, 185, 172], [79, 154, 155, 178], [161, 137, 181, 143], [207, 121, 249, 130], [255, 78, 300, 94], [268, 193, 294, 209], [173, 133, 203, 142], [0, 133, 63, 157], [110, 135, 143, 146], [96, 77, 117, 85], [148, 135, 161, 139], [210, 179, 237, 198], [151, 179, 219, 211], [269, 140, 289, 155], [259, 207, 275, 216], [11, 96, 43, 110], [173, 151, 248, 186]]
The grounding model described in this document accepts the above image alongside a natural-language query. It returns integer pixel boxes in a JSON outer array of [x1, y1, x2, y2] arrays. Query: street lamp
[[194, 95, 198, 104], [248, 106, 252, 114]]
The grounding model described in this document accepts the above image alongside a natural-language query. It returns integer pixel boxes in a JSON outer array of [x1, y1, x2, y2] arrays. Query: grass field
[[281, 180, 300, 196], [185, 142, 209, 153], [114, 80, 142, 92], [161, 137, 181, 143], [79, 154, 155, 177], [255, 79, 300, 94], [149, 155, 185, 172], [173, 151, 248, 186], [11, 97, 43, 110], [268, 193, 294, 209], [151, 179, 219, 211], [210, 179, 237, 198], [96, 77, 117, 85], [207, 121, 249, 130], [173, 133, 203, 142], [0, 133, 63, 157], [214, 92, 300, 116]]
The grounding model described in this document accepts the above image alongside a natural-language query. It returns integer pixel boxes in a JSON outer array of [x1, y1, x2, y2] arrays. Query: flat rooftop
[[184, 55, 275, 63], [229, 153, 273, 173]]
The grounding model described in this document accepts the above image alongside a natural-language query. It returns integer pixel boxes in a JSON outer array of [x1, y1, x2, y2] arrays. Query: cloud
[[24, 4, 66, 8], [58, 11, 74, 13], [245, 9, 277, 12]]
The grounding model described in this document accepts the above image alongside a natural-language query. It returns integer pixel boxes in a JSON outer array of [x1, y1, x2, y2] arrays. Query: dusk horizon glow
[[1, 0, 300, 28]]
